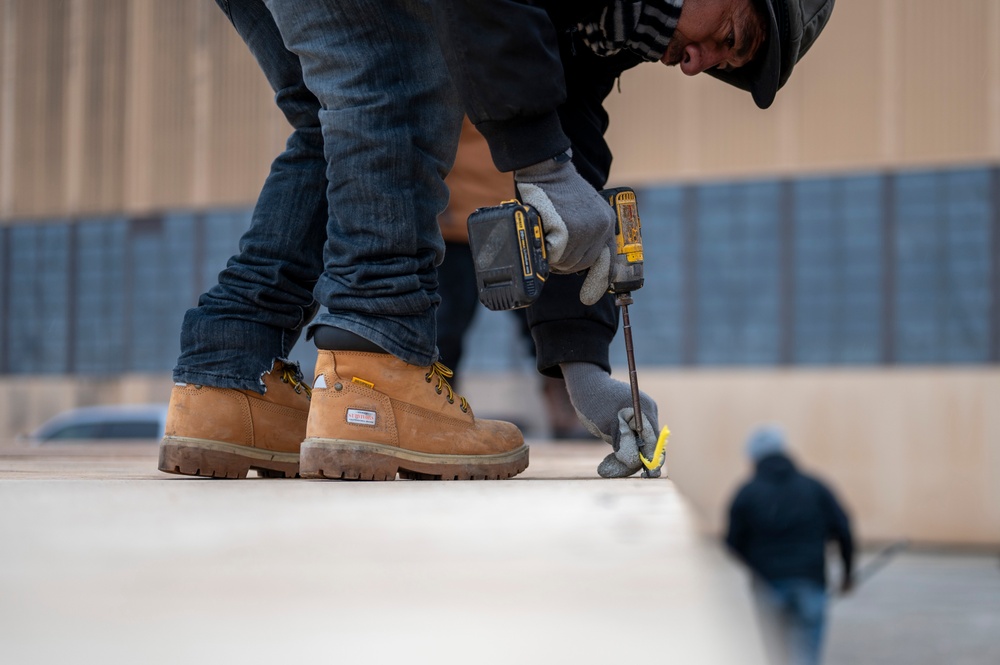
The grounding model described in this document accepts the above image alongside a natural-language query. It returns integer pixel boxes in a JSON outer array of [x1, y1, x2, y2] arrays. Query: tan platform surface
[[0, 440, 766, 664]]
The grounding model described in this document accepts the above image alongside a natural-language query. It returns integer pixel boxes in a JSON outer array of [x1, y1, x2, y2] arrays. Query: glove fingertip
[[579, 287, 602, 307], [597, 453, 639, 478]]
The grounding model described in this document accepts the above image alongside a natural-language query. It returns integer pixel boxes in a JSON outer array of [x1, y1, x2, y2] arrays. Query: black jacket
[[725, 454, 854, 587], [434, 1, 646, 376]]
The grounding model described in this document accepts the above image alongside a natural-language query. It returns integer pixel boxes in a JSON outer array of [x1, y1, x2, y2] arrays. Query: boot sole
[[158, 436, 300, 479], [299, 438, 529, 481]]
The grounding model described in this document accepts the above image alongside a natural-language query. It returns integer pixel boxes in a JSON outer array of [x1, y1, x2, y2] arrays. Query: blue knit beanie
[[745, 425, 787, 462]]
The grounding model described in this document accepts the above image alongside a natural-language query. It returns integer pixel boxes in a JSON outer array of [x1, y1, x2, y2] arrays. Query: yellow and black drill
[[466, 186, 650, 443]]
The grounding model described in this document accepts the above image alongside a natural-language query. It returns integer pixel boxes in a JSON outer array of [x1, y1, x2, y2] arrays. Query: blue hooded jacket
[[726, 453, 854, 587]]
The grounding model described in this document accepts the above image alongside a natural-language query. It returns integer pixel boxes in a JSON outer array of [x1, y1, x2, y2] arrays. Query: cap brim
[[703, 0, 782, 109], [749, 0, 781, 109]]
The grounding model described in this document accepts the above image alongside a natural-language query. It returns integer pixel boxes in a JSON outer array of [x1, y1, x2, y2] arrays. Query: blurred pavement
[[826, 549, 1000, 665]]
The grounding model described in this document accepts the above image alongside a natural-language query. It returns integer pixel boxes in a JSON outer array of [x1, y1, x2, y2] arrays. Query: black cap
[[707, 0, 836, 109]]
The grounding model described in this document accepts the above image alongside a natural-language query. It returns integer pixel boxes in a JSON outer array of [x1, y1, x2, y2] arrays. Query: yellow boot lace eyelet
[[279, 368, 312, 398], [426, 361, 467, 410]]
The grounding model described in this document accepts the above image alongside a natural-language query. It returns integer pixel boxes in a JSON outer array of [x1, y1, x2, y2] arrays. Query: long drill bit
[[617, 292, 642, 439]]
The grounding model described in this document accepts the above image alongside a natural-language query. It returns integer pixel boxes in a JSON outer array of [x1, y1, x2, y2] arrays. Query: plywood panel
[[205, 8, 287, 209], [12, 0, 69, 218], [606, 0, 1000, 183], [694, 75, 786, 175], [899, 0, 992, 163], [0, 366, 996, 545], [797, 0, 886, 169], [648, 367, 1000, 545], [605, 61, 787, 184], [146, 0, 195, 210], [5, 0, 1000, 220], [79, 0, 128, 215], [123, 0, 153, 213], [604, 64, 689, 183], [0, 0, 15, 218]]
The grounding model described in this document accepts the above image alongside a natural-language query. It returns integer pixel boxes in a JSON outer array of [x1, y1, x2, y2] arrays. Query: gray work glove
[[515, 150, 616, 305], [560, 361, 662, 478]]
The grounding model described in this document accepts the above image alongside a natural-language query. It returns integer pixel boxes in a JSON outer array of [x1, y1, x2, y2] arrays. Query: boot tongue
[[311, 325, 388, 354]]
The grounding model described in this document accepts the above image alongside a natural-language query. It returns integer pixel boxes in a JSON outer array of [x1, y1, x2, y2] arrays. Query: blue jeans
[[174, 0, 462, 391], [752, 578, 828, 665]]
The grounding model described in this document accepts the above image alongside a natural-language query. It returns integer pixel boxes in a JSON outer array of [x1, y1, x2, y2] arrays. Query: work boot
[[301, 350, 528, 480], [158, 361, 310, 479]]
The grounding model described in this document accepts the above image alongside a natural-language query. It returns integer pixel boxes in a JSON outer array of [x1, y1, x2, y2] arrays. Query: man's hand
[[560, 361, 662, 478], [515, 150, 616, 305]]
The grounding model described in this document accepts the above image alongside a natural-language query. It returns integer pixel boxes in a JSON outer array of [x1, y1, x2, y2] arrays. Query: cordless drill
[[466, 186, 648, 437], [598, 187, 646, 440], [466, 186, 643, 310]]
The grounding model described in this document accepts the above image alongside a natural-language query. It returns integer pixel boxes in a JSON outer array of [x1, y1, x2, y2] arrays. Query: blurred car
[[21, 404, 169, 443]]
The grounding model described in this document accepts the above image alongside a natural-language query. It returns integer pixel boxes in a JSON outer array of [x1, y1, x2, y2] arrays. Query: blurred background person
[[725, 425, 855, 665], [436, 117, 589, 440]]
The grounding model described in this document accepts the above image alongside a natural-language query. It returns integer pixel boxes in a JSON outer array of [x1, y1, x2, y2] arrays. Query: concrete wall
[[3, 367, 998, 547]]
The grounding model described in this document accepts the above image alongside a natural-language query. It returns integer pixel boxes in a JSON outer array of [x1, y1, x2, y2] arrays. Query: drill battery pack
[[466, 200, 549, 311]]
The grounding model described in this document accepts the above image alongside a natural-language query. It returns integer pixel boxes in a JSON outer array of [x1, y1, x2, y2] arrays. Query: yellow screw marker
[[640, 424, 670, 473]]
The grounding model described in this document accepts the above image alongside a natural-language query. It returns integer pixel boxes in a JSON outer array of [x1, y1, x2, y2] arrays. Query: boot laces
[[425, 362, 468, 412], [280, 367, 312, 398]]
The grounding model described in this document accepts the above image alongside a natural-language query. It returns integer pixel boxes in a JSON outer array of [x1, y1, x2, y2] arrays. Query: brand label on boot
[[346, 408, 377, 426]]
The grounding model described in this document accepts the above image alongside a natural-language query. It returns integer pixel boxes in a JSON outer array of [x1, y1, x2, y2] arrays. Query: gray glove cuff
[[514, 149, 573, 179]]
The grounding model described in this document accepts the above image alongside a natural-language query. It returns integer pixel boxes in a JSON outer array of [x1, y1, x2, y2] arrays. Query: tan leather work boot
[[300, 350, 528, 480], [158, 361, 310, 478]]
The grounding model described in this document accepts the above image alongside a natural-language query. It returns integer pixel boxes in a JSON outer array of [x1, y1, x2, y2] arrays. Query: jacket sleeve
[[432, 0, 571, 172], [725, 488, 752, 564], [823, 485, 855, 578], [434, 1, 624, 376], [527, 273, 617, 377], [522, 45, 626, 377]]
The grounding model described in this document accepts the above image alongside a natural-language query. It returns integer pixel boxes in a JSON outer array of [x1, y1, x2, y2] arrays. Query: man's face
[[660, 0, 766, 76]]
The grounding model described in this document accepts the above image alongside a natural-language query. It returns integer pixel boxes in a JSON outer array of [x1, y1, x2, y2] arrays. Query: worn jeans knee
[[265, 0, 463, 366]]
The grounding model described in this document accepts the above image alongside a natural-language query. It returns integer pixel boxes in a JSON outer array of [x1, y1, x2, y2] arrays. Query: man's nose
[[679, 44, 727, 76]]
